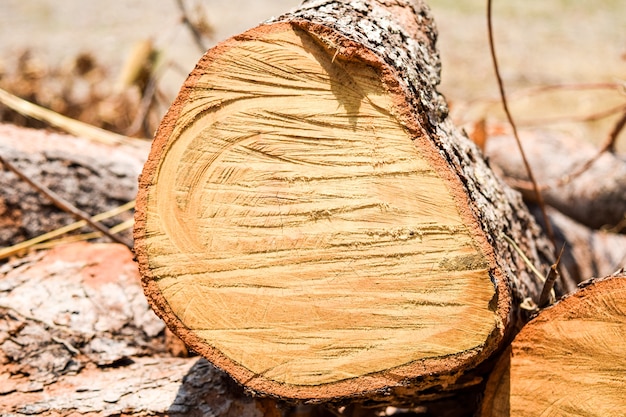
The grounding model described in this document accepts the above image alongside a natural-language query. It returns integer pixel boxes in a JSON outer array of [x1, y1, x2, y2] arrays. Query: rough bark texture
[[481, 271, 626, 417], [485, 129, 626, 232], [0, 243, 165, 394], [0, 242, 279, 417], [134, 0, 554, 404], [0, 123, 149, 247]]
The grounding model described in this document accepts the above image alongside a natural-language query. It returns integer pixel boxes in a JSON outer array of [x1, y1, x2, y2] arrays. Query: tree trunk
[[480, 271, 626, 417], [134, 0, 554, 403]]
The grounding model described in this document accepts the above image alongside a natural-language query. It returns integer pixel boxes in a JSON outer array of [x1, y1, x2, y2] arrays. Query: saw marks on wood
[[483, 277, 626, 417], [142, 26, 496, 386]]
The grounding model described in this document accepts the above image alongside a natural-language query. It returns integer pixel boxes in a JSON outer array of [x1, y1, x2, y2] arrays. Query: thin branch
[[510, 81, 625, 97], [0, 155, 133, 249], [125, 75, 159, 137], [487, 0, 557, 255], [453, 82, 625, 126], [31, 219, 134, 252], [463, 81, 624, 107], [0, 201, 135, 260], [603, 107, 626, 153], [539, 245, 565, 308], [174, 0, 208, 53], [547, 108, 626, 184], [518, 102, 626, 127]]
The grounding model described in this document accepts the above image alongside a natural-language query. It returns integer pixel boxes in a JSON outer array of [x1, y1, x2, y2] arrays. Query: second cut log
[[481, 272, 626, 417]]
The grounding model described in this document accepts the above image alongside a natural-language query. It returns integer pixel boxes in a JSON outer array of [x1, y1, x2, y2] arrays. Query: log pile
[[0, 123, 148, 247], [1, 0, 625, 416], [485, 130, 626, 232]]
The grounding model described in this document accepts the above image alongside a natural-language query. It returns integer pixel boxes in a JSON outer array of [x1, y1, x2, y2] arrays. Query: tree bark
[[0, 242, 280, 417], [134, 0, 554, 403], [480, 270, 626, 417], [0, 123, 148, 248]]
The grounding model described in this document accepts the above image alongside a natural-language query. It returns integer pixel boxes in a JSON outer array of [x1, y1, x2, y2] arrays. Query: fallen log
[[134, 0, 554, 403], [0, 242, 279, 416], [0, 123, 148, 248], [485, 129, 626, 232], [481, 271, 626, 417]]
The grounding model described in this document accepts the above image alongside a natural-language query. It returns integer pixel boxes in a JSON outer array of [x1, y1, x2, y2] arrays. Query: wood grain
[[136, 0, 555, 402], [142, 26, 495, 386], [481, 274, 626, 417]]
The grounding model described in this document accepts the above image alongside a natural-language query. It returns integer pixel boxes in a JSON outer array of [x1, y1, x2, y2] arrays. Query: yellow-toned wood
[[141, 26, 496, 386], [482, 277, 626, 417]]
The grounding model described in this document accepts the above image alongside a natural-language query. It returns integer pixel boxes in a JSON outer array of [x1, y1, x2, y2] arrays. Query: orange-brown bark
[[0, 242, 279, 416]]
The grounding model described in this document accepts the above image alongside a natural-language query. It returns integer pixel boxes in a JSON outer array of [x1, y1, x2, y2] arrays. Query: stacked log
[[481, 271, 626, 417], [1, 0, 624, 415]]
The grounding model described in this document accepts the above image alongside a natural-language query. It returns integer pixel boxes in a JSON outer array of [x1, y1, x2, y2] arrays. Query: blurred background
[[0, 0, 625, 146]]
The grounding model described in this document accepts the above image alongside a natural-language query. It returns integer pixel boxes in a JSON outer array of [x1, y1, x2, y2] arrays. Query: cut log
[[481, 271, 626, 417], [0, 243, 165, 383], [134, 0, 554, 402], [485, 129, 626, 232]]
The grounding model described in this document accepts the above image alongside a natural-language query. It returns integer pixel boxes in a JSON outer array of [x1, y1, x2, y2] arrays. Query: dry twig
[[0, 155, 133, 248], [0, 87, 148, 147], [539, 245, 565, 308], [175, 0, 210, 53], [508, 108, 626, 193], [0, 201, 135, 260], [519, 102, 626, 126], [486, 0, 556, 253]]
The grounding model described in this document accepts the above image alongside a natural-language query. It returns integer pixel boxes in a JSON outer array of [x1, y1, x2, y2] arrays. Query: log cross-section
[[147, 25, 496, 386], [134, 0, 553, 402], [482, 274, 626, 417]]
